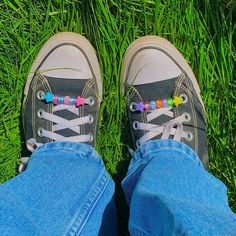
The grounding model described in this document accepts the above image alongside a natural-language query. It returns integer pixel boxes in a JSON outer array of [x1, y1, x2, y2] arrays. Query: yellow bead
[[173, 96, 183, 106]]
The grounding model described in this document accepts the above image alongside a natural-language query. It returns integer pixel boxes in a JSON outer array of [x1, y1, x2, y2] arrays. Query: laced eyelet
[[37, 109, 44, 118], [37, 127, 44, 137], [133, 121, 139, 130], [186, 132, 193, 141], [37, 91, 45, 101], [180, 94, 188, 104], [183, 112, 191, 122], [88, 132, 94, 142], [88, 115, 94, 124], [88, 96, 95, 106], [129, 102, 136, 112]]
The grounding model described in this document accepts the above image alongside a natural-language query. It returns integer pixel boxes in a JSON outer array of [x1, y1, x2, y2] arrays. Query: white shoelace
[[36, 104, 93, 142], [133, 107, 192, 147], [19, 102, 93, 172]]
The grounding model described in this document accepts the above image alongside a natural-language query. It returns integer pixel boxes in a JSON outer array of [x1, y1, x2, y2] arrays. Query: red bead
[[53, 94, 59, 104]]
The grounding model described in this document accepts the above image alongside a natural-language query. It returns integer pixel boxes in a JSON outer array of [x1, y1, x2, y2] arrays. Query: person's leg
[[0, 32, 117, 235], [122, 140, 236, 235], [0, 142, 116, 236], [121, 36, 236, 235]]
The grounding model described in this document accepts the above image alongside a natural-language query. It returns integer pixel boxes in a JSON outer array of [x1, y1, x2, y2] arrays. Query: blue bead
[[150, 101, 156, 110], [70, 98, 75, 105], [44, 92, 54, 103], [59, 96, 64, 103]]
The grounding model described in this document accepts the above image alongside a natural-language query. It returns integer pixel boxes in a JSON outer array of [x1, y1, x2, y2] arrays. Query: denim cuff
[[130, 139, 203, 172], [30, 141, 102, 164]]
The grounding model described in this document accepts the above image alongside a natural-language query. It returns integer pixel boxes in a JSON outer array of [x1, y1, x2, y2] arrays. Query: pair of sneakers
[[21, 32, 208, 170]]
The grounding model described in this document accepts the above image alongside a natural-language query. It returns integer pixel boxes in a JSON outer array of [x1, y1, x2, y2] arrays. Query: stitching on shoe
[[32, 74, 53, 142], [81, 79, 91, 135], [175, 74, 198, 153], [32, 76, 38, 139], [87, 80, 98, 143], [81, 79, 97, 144], [128, 86, 147, 147], [37, 74, 53, 142]]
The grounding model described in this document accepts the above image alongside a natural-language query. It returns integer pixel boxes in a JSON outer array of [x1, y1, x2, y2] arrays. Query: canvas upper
[[22, 33, 102, 153], [121, 36, 208, 168]]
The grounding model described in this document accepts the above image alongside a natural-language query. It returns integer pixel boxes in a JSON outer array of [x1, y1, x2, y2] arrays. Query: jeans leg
[[0, 142, 116, 236], [122, 140, 236, 236]]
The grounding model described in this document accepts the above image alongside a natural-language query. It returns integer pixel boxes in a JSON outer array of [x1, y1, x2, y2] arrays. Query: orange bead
[[156, 100, 163, 109]]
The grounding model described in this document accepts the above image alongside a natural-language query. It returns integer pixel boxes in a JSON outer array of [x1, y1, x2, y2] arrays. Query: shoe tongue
[[46, 76, 88, 138], [133, 77, 178, 101]]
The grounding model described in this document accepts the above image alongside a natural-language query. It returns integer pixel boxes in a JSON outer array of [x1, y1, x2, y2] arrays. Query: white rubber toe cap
[[127, 48, 182, 85], [39, 44, 93, 79]]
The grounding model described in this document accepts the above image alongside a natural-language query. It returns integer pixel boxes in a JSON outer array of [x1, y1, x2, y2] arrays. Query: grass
[[0, 0, 236, 233]]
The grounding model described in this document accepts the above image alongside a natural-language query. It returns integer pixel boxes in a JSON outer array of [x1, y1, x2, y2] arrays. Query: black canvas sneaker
[[121, 36, 208, 168], [21, 32, 102, 170]]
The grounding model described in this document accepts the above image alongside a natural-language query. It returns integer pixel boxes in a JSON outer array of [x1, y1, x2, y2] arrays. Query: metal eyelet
[[88, 132, 94, 142], [37, 109, 44, 118], [180, 94, 188, 104], [129, 102, 136, 112], [88, 96, 95, 106], [133, 121, 139, 130], [37, 127, 44, 137], [88, 115, 94, 124], [37, 91, 45, 101], [186, 132, 193, 141], [183, 112, 191, 122]]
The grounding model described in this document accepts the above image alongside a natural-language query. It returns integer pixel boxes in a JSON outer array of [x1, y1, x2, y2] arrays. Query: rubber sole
[[23, 32, 102, 101], [121, 36, 205, 110]]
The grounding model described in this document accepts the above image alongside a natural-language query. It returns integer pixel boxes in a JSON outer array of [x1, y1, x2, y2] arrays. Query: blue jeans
[[0, 140, 235, 235]]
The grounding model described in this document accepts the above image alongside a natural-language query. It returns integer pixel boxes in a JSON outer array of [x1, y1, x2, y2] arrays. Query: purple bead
[[136, 102, 145, 112], [163, 99, 168, 108]]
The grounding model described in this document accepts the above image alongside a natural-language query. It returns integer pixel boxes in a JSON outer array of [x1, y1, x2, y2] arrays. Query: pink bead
[[64, 96, 70, 105], [144, 102, 150, 111], [53, 94, 59, 104], [75, 96, 85, 107]]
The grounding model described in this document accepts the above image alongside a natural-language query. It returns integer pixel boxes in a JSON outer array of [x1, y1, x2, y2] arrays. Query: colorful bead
[[136, 102, 145, 112], [59, 96, 64, 103], [130, 96, 184, 113], [53, 94, 59, 104], [44, 92, 54, 103], [163, 99, 168, 108], [167, 98, 173, 107], [42, 92, 87, 107], [144, 102, 150, 111], [75, 96, 85, 107], [70, 98, 76, 105], [173, 96, 183, 107], [150, 101, 156, 110], [64, 96, 70, 105], [156, 100, 163, 109]]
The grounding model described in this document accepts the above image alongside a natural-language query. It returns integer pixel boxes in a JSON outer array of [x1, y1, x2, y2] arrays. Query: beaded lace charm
[[41, 92, 89, 107], [129, 96, 184, 112]]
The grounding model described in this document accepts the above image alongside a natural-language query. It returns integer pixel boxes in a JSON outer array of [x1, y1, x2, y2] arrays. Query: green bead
[[167, 98, 174, 107]]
